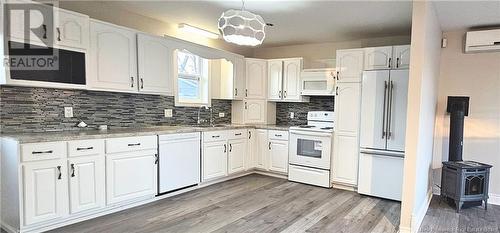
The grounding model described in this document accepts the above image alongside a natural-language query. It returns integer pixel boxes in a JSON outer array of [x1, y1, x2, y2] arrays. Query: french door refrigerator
[[358, 69, 408, 201]]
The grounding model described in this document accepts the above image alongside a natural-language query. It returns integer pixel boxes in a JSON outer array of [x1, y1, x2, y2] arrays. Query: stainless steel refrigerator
[[358, 69, 409, 201]]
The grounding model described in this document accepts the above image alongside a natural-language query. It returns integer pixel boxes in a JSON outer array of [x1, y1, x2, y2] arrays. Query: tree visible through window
[[177, 51, 203, 100]]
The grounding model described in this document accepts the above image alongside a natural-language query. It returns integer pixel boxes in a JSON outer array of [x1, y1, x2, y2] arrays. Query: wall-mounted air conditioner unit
[[465, 29, 500, 53]]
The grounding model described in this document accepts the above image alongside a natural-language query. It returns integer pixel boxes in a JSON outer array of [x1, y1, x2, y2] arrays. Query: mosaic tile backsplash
[[276, 96, 335, 126], [0, 86, 232, 133]]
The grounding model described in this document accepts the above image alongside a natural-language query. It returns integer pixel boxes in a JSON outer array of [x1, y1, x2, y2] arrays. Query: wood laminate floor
[[419, 196, 500, 233], [46, 174, 401, 233]]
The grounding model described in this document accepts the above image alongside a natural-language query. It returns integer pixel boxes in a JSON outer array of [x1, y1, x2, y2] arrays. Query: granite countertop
[[0, 124, 290, 143]]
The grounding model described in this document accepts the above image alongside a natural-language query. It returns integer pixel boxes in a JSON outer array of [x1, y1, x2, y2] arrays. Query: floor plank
[[45, 174, 401, 233]]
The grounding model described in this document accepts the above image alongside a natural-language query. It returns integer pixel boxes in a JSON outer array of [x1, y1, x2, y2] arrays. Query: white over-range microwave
[[300, 68, 336, 96]]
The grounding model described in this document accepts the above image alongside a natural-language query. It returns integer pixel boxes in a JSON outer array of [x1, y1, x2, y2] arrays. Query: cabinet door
[[244, 99, 266, 124], [202, 141, 228, 181], [246, 59, 267, 99], [335, 82, 361, 136], [336, 49, 364, 83], [137, 33, 173, 95], [68, 155, 105, 214], [7, 2, 53, 46], [393, 45, 411, 69], [283, 58, 302, 101], [386, 70, 409, 151], [89, 21, 137, 92], [233, 57, 246, 100], [245, 129, 256, 170], [23, 160, 68, 225], [54, 9, 89, 50], [255, 129, 269, 170], [269, 140, 288, 173], [228, 138, 246, 174], [268, 60, 283, 100], [364, 46, 393, 70], [332, 134, 359, 186], [106, 152, 156, 205]]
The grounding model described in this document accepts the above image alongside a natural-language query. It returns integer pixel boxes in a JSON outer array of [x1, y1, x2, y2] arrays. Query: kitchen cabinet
[[336, 49, 364, 83], [54, 8, 89, 50], [89, 20, 138, 92], [7, 2, 54, 46], [228, 138, 247, 174], [203, 140, 228, 181], [233, 57, 246, 100], [137, 33, 174, 96], [211, 59, 235, 99], [245, 58, 267, 99], [67, 155, 105, 214], [23, 160, 68, 225], [245, 129, 256, 170], [364, 46, 393, 70], [334, 83, 361, 135], [268, 58, 308, 102], [255, 129, 269, 170], [232, 99, 276, 125], [332, 134, 359, 186], [393, 45, 411, 69], [268, 139, 288, 173]]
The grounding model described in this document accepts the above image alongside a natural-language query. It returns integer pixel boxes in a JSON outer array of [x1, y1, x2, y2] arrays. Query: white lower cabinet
[[68, 155, 105, 214], [268, 130, 289, 174], [332, 134, 359, 186], [202, 141, 228, 181], [228, 138, 246, 174], [255, 129, 269, 170], [23, 160, 69, 225], [106, 151, 156, 205], [245, 129, 256, 170]]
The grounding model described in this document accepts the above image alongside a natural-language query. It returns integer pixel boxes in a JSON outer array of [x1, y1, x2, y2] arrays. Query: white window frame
[[174, 49, 211, 107]]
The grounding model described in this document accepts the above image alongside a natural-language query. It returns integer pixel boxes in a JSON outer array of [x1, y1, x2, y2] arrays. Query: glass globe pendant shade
[[218, 9, 266, 46]]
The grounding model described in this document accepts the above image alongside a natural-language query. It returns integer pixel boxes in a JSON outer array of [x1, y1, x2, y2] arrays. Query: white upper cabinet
[[245, 59, 267, 99], [364, 46, 393, 70], [336, 49, 364, 83], [233, 57, 246, 100], [268, 59, 283, 101], [282, 58, 302, 101], [393, 45, 411, 69], [335, 82, 361, 136], [89, 20, 137, 92], [7, 2, 54, 46], [54, 8, 89, 50], [244, 99, 267, 124], [137, 33, 173, 95]]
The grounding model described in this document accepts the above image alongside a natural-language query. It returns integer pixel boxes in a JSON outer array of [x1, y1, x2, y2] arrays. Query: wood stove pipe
[[446, 96, 469, 162]]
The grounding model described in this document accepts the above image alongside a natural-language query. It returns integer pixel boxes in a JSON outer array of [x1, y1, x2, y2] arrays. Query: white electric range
[[288, 111, 334, 188]]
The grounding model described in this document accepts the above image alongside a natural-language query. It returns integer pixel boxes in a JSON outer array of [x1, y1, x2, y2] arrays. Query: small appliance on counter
[[288, 111, 334, 188]]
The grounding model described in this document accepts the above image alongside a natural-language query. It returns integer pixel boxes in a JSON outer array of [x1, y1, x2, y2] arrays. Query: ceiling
[[433, 1, 500, 31], [100, 0, 413, 47]]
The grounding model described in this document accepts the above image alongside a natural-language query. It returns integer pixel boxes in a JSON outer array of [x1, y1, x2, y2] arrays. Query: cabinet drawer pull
[[235, 133, 242, 136], [57, 166, 62, 180], [275, 134, 282, 137], [224, 144, 227, 153], [76, 146, 93, 151], [70, 164, 75, 177], [248, 131, 252, 139], [268, 142, 272, 150], [212, 135, 220, 138], [32, 150, 53, 154], [127, 143, 141, 147]]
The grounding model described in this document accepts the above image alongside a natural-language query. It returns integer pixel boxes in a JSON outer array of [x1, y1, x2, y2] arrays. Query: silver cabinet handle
[[70, 164, 75, 177], [57, 166, 62, 180], [382, 81, 388, 139], [387, 81, 394, 139], [131, 77, 134, 88], [32, 150, 53, 154], [76, 146, 93, 151], [56, 27, 61, 41]]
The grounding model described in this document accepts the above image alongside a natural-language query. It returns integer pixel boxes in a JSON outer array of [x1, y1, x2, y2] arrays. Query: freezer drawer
[[357, 152, 404, 201]]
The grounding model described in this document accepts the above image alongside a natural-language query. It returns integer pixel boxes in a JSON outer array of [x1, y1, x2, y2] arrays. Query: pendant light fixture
[[218, 0, 266, 46]]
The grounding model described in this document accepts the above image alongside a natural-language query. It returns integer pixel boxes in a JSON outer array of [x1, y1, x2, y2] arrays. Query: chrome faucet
[[197, 105, 209, 125]]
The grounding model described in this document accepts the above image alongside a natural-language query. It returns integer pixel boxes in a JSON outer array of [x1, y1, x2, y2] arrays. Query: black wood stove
[[441, 96, 492, 212]]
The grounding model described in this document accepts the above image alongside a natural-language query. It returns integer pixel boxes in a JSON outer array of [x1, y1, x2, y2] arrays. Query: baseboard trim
[[489, 193, 500, 205], [1, 221, 18, 233], [410, 188, 433, 233]]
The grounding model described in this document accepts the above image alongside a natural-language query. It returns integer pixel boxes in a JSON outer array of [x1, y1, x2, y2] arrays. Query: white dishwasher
[[158, 132, 201, 194]]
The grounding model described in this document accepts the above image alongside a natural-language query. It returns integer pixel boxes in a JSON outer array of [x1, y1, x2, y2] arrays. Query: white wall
[[399, 1, 442, 233], [433, 30, 500, 203], [253, 36, 410, 69]]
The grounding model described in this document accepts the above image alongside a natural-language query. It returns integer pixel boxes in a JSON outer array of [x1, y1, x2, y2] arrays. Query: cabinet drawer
[[229, 129, 247, 140], [203, 131, 228, 142], [268, 130, 289, 141], [21, 142, 66, 162], [105, 136, 157, 154], [68, 139, 105, 157]]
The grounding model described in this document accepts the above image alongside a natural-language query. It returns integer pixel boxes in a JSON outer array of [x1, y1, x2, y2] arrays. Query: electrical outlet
[[164, 109, 173, 118], [219, 112, 225, 118], [289, 112, 294, 119], [64, 107, 73, 118]]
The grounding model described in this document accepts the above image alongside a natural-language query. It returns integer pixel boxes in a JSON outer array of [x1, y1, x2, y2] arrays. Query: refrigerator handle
[[387, 81, 394, 139], [382, 81, 388, 138]]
